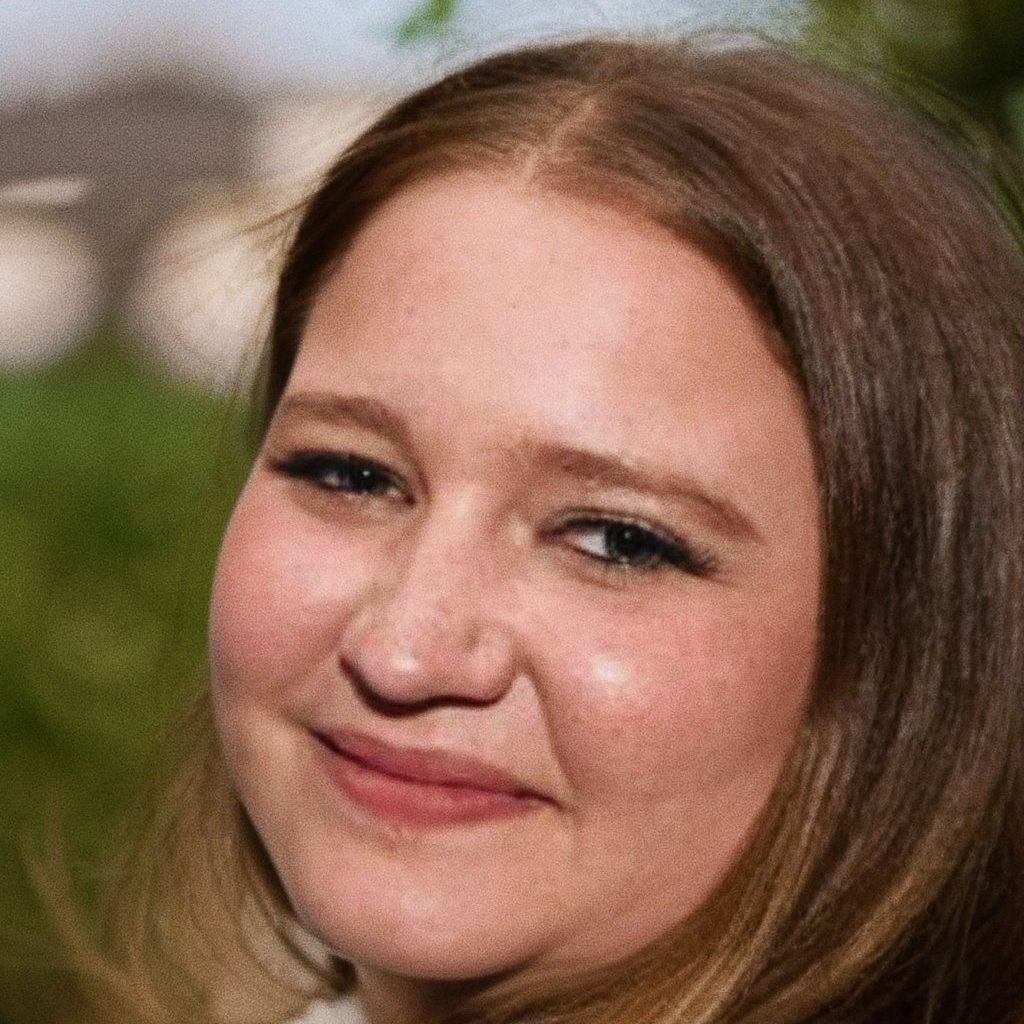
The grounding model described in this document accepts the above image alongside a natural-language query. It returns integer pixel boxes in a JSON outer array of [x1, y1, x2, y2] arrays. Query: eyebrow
[[272, 391, 764, 544], [274, 391, 415, 450]]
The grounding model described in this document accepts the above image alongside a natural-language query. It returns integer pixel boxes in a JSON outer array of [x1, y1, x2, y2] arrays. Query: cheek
[[545, 597, 816, 800], [208, 488, 353, 710]]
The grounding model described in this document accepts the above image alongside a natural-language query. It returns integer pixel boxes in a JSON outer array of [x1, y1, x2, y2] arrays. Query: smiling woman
[[75, 34, 1024, 1024], [211, 171, 820, 1008]]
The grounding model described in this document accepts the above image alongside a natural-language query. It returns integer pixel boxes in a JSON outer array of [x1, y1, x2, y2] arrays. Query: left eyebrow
[[519, 439, 765, 545]]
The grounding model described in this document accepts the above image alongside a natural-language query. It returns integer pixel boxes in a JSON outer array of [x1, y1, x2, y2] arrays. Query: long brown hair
[[74, 36, 1024, 1024]]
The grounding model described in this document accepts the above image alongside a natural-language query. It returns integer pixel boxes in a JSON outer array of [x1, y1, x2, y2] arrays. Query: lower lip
[[317, 741, 544, 827]]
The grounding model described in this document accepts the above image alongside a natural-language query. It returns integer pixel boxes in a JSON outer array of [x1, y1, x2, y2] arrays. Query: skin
[[209, 171, 822, 1024]]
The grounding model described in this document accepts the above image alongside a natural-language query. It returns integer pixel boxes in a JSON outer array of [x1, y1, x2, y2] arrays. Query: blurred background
[[2, 2, 1023, 1022]]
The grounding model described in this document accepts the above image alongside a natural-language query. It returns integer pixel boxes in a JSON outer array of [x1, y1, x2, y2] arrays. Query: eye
[[557, 516, 717, 578], [267, 449, 410, 502]]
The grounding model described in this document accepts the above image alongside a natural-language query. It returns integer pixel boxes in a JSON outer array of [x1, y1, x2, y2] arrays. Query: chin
[[281, 863, 553, 982], [305, 911, 537, 982]]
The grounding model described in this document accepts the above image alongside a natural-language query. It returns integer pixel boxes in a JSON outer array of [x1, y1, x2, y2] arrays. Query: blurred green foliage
[[807, 0, 1024, 116], [0, 329, 249, 1024], [804, 0, 1024, 235], [396, 0, 460, 44]]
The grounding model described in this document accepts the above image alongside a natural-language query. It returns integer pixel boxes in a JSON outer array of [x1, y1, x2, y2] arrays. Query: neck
[[353, 965, 475, 1024]]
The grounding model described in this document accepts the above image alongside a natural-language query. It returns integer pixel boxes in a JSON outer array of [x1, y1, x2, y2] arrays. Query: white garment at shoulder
[[290, 994, 367, 1024]]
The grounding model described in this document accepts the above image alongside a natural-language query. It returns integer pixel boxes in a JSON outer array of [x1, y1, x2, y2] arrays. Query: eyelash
[[269, 449, 411, 502], [267, 449, 718, 579], [552, 515, 717, 579]]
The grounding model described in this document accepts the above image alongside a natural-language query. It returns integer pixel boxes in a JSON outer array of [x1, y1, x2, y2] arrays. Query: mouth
[[312, 728, 552, 827]]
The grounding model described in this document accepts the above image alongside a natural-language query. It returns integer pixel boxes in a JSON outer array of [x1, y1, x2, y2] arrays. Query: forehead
[[300, 171, 790, 401], [292, 172, 816, 528]]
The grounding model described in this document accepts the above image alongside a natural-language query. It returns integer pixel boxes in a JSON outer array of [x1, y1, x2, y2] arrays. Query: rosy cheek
[[550, 602, 813, 799], [208, 491, 346, 704]]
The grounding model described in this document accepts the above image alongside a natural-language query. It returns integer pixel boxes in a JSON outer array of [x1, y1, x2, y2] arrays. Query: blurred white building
[[0, 0, 803, 381], [124, 91, 388, 392], [0, 212, 102, 369], [0, 74, 388, 385]]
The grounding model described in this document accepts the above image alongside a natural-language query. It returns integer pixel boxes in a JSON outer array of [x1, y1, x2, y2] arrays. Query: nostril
[[335, 585, 519, 709], [339, 652, 453, 716], [339, 651, 509, 716]]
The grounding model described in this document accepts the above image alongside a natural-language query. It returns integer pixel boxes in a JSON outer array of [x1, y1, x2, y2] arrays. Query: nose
[[337, 504, 521, 710]]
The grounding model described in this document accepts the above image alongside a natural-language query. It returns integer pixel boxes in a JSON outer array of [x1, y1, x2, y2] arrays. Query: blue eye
[[560, 517, 717, 577], [269, 450, 409, 501]]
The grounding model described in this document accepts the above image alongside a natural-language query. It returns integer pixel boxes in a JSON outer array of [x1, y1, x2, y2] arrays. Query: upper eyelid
[[552, 508, 698, 556], [266, 439, 418, 491], [268, 448, 396, 476], [268, 449, 410, 495], [558, 511, 678, 543]]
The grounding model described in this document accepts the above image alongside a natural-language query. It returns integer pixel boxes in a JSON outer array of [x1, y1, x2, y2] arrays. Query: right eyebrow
[[270, 392, 416, 452]]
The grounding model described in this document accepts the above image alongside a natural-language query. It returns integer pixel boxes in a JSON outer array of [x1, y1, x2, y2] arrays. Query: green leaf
[[396, 0, 459, 44]]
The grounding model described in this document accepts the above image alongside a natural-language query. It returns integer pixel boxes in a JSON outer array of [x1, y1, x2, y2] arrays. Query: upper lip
[[314, 727, 553, 802]]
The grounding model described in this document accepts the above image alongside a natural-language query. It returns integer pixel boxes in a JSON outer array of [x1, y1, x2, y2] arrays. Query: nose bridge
[[394, 503, 494, 636], [340, 493, 517, 704]]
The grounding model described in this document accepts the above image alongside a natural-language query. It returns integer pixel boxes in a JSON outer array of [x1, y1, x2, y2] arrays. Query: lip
[[312, 728, 552, 826]]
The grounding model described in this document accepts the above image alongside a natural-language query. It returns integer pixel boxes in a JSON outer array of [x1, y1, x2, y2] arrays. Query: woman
[[82, 35, 1024, 1024]]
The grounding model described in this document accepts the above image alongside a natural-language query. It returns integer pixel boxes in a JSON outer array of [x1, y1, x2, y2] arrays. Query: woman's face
[[209, 172, 821, 987]]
